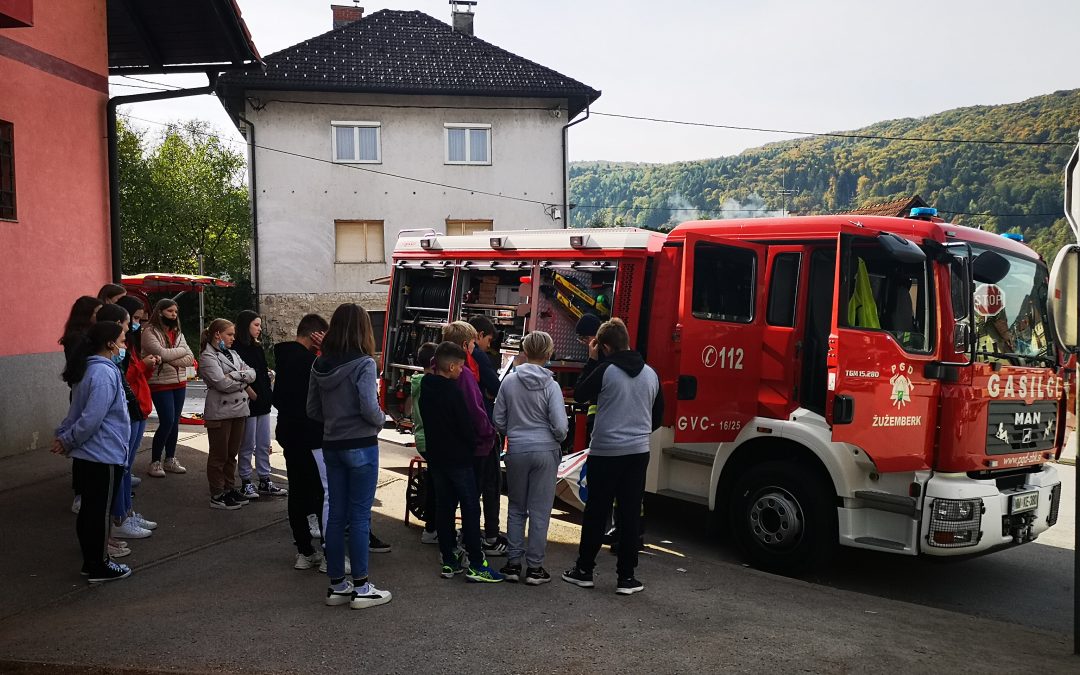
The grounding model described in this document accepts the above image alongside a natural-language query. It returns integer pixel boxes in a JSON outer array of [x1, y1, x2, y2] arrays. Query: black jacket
[[234, 341, 273, 416], [471, 343, 501, 418], [418, 373, 476, 466], [272, 341, 322, 450]]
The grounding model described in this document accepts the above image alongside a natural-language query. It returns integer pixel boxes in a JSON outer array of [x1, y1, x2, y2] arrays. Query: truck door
[[674, 233, 767, 443], [826, 226, 940, 472]]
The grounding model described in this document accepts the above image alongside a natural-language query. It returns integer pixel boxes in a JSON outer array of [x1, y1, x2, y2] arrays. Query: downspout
[[106, 76, 218, 282], [561, 105, 590, 230], [237, 114, 259, 312]]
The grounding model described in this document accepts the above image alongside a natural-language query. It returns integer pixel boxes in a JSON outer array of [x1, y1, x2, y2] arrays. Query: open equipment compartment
[[383, 261, 456, 422], [457, 259, 534, 372]]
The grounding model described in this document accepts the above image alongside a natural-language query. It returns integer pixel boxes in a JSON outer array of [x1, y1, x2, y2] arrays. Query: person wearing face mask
[[54, 321, 134, 583], [233, 310, 286, 499], [199, 319, 257, 510], [95, 304, 156, 541], [142, 299, 195, 477]]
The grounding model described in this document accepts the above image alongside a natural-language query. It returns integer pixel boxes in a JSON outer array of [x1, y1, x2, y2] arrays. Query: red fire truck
[[380, 208, 1065, 571]]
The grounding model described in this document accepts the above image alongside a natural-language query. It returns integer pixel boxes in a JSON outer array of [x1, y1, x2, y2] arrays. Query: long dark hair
[[322, 303, 376, 357], [116, 295, 146, 353], [148, 299, 179, 340], [97, 283, 126, 304], [59, 296, 103, 347], [233, 310, 260, 349], [63, 322, 122, 385], [96, 303, 129, 326]]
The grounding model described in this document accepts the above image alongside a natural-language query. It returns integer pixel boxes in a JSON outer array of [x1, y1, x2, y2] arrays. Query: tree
[[117, 118, 253, 335]]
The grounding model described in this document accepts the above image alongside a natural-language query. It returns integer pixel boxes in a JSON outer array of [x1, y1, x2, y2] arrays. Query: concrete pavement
[[0, 427, 1076, 673]]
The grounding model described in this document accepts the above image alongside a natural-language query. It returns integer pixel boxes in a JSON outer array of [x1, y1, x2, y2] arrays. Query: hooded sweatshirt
[[493, 363, 567, 455], [56, 356, 130, 465], [573, 350, 663, 457], [273, 341, 323, 450], [307, 351, 384, 451], [457, 366, 496, 456]]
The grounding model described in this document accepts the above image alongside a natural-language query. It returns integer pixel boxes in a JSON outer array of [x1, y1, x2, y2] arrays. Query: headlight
[[933, 498, 980, 522], [928, 498, 983, 549]]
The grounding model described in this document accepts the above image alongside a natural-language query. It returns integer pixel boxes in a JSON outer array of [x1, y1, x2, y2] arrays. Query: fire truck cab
[[382, 211, 1065, 572]]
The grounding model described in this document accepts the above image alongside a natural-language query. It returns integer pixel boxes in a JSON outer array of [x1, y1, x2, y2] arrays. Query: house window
[[335, 220, 385, 263], [445, 219, 493, 236], [445, 123, 491, 165], [0, 120, 15, 221], [332, 121, 381, 163]]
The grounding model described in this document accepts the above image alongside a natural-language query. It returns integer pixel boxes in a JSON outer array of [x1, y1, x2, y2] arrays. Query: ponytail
[[201, 318, 233, 352], [63, 322, 122, 385]]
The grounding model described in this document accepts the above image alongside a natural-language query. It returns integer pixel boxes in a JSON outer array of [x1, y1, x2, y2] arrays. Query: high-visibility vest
[[847, 258, 881, 329]]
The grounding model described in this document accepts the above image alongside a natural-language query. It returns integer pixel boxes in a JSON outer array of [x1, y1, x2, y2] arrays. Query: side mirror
[[1049, 245, 1080, 352], [953, 322, 972, 353], [877, 232, 926, 264], [972, 250, 1010, 284]]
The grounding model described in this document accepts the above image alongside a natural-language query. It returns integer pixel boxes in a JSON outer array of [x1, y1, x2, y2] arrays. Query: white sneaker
[[163, 458, 187, 474], [307, 514, 322, 539], [325, 580, 354, 607], [420, 529, 438, 545], [108, 543, 131, 558], [295, 550, 325, 570], [147, 461, 165, 478], [131, 512, 157, 530], [350, 582, 392, 610], [71, 496, 81, 514], [319, 555, 351, 575], [114, 518, 152, 539]]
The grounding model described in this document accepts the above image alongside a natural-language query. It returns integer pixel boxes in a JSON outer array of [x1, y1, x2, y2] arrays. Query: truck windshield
[[970, 245, 1054, 367]]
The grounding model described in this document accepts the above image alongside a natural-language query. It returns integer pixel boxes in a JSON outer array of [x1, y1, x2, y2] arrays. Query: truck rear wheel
[[728, 460, 837, 574]]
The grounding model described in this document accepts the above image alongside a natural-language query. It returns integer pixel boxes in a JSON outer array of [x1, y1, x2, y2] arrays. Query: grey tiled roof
[[218, 9, 600, 117]]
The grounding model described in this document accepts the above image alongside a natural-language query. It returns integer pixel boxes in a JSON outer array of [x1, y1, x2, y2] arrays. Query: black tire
[[728, 460, 837, 574], [406, 467, 430, 522]]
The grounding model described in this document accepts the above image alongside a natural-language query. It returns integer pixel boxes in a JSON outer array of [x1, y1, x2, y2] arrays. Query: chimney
[[331, 3, 364, 29], [450, 1, 476, 36]]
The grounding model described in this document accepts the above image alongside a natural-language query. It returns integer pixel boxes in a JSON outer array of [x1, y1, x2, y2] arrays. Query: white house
[[217, 4, 601, 341]]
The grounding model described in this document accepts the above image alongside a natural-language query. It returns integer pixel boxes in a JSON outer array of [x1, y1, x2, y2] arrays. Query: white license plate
[[1010, 490, 1039, 514]]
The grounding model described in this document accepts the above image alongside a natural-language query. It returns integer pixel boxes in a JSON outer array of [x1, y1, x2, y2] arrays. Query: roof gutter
[[106, 75, 218, 282], [561, 105, 590, 230], [237, 113, 259, 311]]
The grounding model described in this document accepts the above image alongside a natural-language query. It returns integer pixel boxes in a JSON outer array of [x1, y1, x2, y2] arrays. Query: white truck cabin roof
[[394, 228, 666, 254]]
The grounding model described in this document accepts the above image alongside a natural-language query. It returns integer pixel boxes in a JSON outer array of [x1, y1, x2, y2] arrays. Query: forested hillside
[[568, 90, 1080, 261]]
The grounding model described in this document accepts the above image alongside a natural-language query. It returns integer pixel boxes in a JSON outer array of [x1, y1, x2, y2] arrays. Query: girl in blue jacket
[[54, 321, 133, 583]]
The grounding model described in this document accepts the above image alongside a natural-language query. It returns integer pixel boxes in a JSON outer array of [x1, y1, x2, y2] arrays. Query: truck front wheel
[[728, 460, 837, 574]]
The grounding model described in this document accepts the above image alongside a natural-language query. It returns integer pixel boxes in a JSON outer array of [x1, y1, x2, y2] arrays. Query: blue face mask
[[218, 339, 226, 351], [112, 348, 126, 364], [131, 322, 140, 331]]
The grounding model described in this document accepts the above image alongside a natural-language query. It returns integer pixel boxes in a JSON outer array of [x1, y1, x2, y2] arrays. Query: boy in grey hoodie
[[562, 318, 663, 596], [492, 331, 568, 584]]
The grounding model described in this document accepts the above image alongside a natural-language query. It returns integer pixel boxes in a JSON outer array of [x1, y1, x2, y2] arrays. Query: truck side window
[[841, 242, 934, 353], [692, 243, 755, 323], [766, 253, 800, 327]]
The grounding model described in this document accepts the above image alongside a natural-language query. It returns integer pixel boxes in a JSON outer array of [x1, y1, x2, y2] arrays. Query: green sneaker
[[440, 551, 465, 579], [465, 558, 504, 583]]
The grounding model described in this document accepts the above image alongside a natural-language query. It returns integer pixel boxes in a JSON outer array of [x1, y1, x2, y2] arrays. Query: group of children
[[412, 315, 663, 594]]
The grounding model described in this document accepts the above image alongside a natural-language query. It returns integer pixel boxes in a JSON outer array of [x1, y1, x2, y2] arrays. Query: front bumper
[[919, 465, 1062, 557]]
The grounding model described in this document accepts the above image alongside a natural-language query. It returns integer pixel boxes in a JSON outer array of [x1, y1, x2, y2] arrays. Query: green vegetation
[[569, 89, 1080, 262]]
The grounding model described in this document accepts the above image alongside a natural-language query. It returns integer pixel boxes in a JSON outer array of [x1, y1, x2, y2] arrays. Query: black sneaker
[[210, 492, 241, 510], [258, 478, 288, 496], [499, 562, 522, 582], [525, 567, 551, 586], [87, 560, 131, 584], [616, 577, 644, 595], [482, 534, 509, 557], [369, 532, 392, 553], [561, 566, 594, 588], [225, 489, 249, 505]]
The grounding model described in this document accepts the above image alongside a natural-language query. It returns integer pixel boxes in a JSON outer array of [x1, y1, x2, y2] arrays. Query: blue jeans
[[151, 387, 186, 461], [112, 418, 147, 521], [324, 445, 379, 582]]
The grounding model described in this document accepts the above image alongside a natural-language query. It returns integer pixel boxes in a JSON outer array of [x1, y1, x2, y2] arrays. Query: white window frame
[[334, 219, 386, 263], [444, 123, 492, 165], [331, 121, 382, 164]]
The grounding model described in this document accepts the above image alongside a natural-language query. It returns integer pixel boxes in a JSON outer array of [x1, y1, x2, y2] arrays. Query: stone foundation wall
[[260, 292, 388, 345]]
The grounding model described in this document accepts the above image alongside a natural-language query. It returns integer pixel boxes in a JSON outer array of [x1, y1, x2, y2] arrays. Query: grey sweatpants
[[504, 449, 559, 568]]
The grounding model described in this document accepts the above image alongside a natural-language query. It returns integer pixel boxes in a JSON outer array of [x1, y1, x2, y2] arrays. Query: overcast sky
[[112, 0, 1080, 164]]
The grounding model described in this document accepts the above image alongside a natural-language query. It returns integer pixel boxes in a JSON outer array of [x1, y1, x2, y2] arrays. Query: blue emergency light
[[909, 207, 938, 218], [1001, 232, 1024, 242]]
